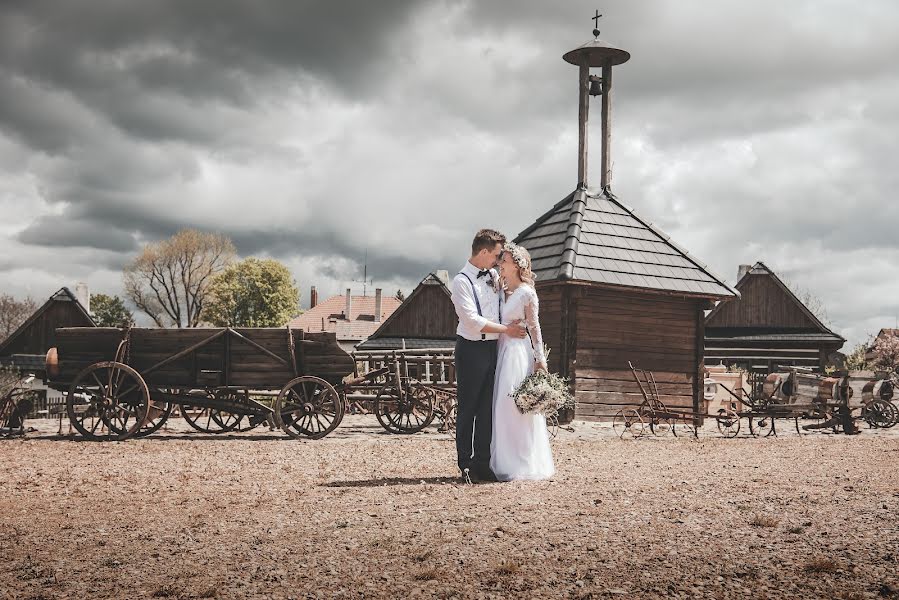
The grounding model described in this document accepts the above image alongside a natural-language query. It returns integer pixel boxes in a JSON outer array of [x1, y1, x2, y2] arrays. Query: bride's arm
[[524, 288, 547, 370]]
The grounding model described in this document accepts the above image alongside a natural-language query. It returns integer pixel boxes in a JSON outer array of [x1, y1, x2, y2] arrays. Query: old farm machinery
[[612, 362, 898, 439], [346, 348, 457, 436], [46, 326, 353, 441], [43, 326, 461, 441]]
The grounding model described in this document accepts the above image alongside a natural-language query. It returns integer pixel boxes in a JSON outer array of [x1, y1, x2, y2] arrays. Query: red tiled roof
[[288, 294, 402, 341]]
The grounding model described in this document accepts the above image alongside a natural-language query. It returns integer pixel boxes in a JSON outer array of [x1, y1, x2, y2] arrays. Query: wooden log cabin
[[357, 272, 457, 351], [0, 287, 95, 373], [515, 190, 737, 421], [704, 262, 845, 371], [511, 27, 739, 421]]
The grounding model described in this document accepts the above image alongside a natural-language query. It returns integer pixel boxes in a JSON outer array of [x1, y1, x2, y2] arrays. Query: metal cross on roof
[[592, 10, 602, 37]]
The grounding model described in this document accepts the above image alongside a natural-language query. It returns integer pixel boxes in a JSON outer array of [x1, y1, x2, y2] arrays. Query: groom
[[451, 229, 527, 483]]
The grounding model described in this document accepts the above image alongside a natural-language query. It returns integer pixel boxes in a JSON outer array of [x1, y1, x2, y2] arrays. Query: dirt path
[[1, 418, 897, 599]]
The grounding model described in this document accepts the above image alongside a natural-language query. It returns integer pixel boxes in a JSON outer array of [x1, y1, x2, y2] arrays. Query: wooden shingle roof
[[515, 188, 738, 299]]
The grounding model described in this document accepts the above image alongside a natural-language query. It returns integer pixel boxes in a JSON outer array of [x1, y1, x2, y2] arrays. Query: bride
[[490, 242, 555, 481]]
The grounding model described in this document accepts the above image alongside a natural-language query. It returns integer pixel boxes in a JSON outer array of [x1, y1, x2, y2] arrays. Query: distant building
[[704, 262, 845, 371], [0, 286, 96, 413], [0, 286, 95, 372], [357, 271, 457, 351], [865, 328, 898, 364], [288, 287, 402, 352]]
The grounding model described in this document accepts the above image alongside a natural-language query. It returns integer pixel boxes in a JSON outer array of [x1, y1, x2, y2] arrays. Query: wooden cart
[[46, 326, 354, 441]]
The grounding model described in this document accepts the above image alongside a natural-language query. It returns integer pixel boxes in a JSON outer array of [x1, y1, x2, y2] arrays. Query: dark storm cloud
[[1, 0, 897, 347]]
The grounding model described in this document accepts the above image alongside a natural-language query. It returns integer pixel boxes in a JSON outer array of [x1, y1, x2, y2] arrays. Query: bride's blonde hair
[[504, 242, 535, 286]]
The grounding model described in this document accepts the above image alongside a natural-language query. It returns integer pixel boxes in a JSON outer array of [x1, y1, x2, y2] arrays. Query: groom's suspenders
[[458, 272, 501, 341]]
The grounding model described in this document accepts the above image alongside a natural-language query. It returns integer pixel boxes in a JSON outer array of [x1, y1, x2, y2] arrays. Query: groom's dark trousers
[[455, 336, 498, 472]]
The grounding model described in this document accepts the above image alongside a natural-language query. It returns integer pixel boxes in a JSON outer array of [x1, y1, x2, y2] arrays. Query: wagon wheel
[[211, 390, 259, 432], [546, 413, 559, 439], [716, 408, 741, 438], [374, 383, 435, 434], [864, 400, 898, 429], [436, 393, 457, 438], [180, 390, 247, 434], [132, 400, 172, 438], [644, 401, 674, 437], [748, 412, 775, 437], [66, 361, 149, 441], [275, 376, 344, 440], [612, 408, 645, 439]]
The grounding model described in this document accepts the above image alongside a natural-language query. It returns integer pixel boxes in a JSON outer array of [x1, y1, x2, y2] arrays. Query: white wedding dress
[[490, 284, 555, 481]]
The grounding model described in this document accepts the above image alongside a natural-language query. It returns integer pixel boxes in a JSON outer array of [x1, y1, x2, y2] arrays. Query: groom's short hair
[[471, 229, 506, 255]]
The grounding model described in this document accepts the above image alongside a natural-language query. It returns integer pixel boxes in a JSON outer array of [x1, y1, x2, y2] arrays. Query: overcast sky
[[1, 0, 897, 349]]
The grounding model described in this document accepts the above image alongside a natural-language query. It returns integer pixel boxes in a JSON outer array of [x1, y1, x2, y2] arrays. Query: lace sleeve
[[524, 287, 547, 366]]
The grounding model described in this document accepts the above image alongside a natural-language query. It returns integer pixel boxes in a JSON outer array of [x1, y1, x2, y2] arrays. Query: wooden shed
[[357, 272, 457, 351], [0, 287, 95, 372], [513, 27, 739, 421], [704, 262, 845, 371]]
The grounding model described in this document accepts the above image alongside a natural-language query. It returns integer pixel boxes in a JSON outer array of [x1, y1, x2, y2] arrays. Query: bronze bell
[[588, 76, 603, 97]]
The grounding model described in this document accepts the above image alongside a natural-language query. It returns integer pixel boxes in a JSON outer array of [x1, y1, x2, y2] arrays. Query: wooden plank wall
[[572, 288, 702, 420], [705, 274, 821, 330], [535, 285, 563, 374], [2, 301, 93, 356], [374, 286, 457, 339], [53, 328, 353, 388]]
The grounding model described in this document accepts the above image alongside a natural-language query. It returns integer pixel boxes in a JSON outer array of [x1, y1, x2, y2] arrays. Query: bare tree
[[782, 279, 832, 328], [0, 294, 38, 341], [124, 229, 236, 327]]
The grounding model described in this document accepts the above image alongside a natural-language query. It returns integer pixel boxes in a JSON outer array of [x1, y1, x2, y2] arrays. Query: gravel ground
[[1, 416, 897, 600]]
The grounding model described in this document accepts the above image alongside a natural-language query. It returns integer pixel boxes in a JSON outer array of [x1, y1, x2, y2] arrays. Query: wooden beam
[[600, 63, 612, 189]]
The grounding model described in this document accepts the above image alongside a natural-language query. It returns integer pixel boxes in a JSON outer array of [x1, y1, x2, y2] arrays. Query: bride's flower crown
[[503, 242, 529, 270]]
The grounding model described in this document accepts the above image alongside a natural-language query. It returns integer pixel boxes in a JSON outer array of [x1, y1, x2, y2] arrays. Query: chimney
[[75, 282, 90, 314], [375, 288, 383, 322], [345, 288, 352, 320], [310, 286, 318, 309], [738, 264, 752, 281]]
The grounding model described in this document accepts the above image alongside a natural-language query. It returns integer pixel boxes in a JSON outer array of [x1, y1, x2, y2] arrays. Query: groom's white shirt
[[451, 261, 501, 341]]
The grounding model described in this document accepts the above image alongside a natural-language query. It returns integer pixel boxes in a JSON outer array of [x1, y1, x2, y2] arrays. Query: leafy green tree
[[90, 293, 135, 327], [204, 258, 299, 327], [844, 337, 872, 371]]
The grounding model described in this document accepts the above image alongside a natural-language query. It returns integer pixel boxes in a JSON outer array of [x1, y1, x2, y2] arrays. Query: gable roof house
[[704, 262, 845, 371], [0, 286, 96, 373], [288, 287, 402, 352], [511, 32, 739, 422], [357, 271, 458, 351]]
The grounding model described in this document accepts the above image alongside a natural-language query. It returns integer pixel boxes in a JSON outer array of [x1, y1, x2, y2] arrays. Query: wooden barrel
[[763, 372, 794, 403], [45, 347, 59, 378]]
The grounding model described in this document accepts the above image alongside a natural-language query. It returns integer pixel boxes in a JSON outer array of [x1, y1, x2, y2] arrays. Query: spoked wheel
[[66, 361, 150, 441], [133, 400, 172, 438], [436, 394, 457, 438], [748, 412, 775, 437], [645, 401, 674, 437], [612, 408, 645, 439], [181, 390, 250, 434], [716, 408, 741, 438], [374, 384, 436, 434], [864, 400, 898, 429], [546, 413, 559, 439], [275, 376, 344, 440]]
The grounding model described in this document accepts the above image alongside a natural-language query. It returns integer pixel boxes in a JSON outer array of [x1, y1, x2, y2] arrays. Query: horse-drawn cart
[[46, 326, 354, 441]]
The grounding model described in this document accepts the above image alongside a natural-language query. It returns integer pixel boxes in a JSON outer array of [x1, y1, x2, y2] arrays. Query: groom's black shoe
[[472, 465, 498, 482]]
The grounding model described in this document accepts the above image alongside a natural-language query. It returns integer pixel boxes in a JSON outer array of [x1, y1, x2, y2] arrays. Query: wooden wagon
[[45, 326, 353, 441]]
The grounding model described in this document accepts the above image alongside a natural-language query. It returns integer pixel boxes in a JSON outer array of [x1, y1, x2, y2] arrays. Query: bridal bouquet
[[511, 368, 575, 418]]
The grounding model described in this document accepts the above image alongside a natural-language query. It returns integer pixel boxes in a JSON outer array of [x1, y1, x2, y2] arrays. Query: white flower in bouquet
[[510, 359, 575, 418]]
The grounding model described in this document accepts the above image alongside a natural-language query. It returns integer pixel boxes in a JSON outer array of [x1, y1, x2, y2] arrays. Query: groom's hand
[[505, 320, 527, 339]]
